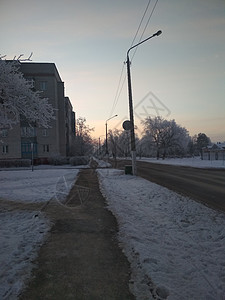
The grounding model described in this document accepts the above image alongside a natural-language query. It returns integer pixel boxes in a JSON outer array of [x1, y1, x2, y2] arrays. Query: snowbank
[[138, 157, 225, 169], [0, 169, 79, 203], [92, 157, 111, 168], [0, 167, 79, 299], [0, 211, 50, 299], [98, 169, 225, 300]]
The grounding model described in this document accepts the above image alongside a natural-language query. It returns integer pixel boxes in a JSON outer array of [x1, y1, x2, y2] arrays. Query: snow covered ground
[[137, 156, 225, 169], [98, 168, 225, 300], [0, 167, 79, 299], [0, 168, 79, 203], [0, 211, 50, 299], [1, 160, 225, 299]]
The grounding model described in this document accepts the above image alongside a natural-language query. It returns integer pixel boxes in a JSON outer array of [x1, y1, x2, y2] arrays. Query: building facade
[[202, 143, 225, 160], [0, 62, 76, 161]]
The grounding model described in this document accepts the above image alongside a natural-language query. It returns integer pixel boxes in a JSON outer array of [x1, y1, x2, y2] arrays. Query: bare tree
[[0, 53, 33, 61], [74, 117, 94, 156], [108, 129, 120, 158]]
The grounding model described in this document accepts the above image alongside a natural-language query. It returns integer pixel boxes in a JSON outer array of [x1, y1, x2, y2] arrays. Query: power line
[[108, 63, 125, 118], [130, 0, 152, 49], [109, 0, 152, 118], [110, 0, 151, 117], [108, 0, 159, 119], [131, 0, 159, 61]]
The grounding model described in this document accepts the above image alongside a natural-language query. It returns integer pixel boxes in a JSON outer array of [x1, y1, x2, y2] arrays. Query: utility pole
[[105, 122, 108, 155], [126, 54, 136, 175], [105, 115, 118, 157], [126, 30, 162, 175]]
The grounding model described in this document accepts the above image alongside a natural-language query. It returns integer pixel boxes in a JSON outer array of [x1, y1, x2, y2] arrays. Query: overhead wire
[[129, 0, 152, 49], [131, 0, 159, 61], [109, 0, 151, 118], [108, 0, 158, 118], [108, 63, 126, 118]]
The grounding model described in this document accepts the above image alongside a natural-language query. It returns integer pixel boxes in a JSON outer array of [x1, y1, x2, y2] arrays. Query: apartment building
[[0, 62, 76, 161]]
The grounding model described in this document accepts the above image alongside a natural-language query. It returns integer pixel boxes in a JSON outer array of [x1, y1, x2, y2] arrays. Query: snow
[[0, 168, 79, 203], [137, 156, 225, 169], [92, 157, 111, 168], [0, 211, 50, 299], [0, 167, 79, 299], [1, 161, 225, 299], [97, 168, 225, 300]]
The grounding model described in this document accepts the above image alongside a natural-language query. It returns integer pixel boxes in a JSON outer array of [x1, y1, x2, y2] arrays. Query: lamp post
[[126, 30, 162, 176], [105, 114, 118, 157], [31, 142, 34, 172]]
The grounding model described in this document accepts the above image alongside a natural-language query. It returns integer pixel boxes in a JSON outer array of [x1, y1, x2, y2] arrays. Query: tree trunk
[[157, 149, 160, 160]]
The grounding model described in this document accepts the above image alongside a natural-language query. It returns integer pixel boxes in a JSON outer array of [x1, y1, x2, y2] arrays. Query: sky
[[1, 0, 225, 142]]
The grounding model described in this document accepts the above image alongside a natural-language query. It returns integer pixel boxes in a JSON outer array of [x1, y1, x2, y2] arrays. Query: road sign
[[122, 120, 132, 131]]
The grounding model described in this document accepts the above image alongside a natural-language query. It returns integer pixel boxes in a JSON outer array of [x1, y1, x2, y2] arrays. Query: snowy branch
[[0, 60, 55, 129]]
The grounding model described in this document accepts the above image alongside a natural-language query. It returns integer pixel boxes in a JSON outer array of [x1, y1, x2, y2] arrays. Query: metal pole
[[105, 122, 108, 155], [105, 114, 118, 157], [31, 142, 34, 172], [126, 53, 137, 176], [126, 30, 162, 176]]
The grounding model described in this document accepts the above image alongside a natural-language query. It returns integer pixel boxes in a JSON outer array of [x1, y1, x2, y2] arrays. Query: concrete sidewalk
[[20, 168, 135, 300]]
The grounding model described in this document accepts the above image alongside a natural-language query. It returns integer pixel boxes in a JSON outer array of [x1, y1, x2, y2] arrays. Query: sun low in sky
[[1, 0, 225, 141]]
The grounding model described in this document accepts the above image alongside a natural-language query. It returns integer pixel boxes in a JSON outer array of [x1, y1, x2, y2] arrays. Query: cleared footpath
[[20, 169, 134, 300]]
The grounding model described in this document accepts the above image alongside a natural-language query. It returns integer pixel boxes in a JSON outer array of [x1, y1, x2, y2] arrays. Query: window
[[43, 144, 49, 152], [21, 143, 37, 154], [42, 129, 48, 137], [21, 127, 36, 137], [21, 143, 30, 153], [2, 145, 8, 154], [0, 129, 8, 137], [40, 81, 47, 91]]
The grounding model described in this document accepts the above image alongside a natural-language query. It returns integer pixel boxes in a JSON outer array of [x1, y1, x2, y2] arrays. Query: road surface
[[111, 159, 225, 213]]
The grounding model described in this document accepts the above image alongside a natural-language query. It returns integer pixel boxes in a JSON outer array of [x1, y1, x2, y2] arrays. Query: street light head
[[154, 30, 162, 37], [106, 114, 118, 123]]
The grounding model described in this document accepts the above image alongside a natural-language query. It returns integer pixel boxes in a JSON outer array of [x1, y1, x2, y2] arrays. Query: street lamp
[[105, 114, 118, 156], [126, 30, 162, 175]]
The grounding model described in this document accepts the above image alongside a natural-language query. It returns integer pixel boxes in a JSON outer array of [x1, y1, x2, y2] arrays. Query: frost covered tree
[[142, 116, 190, 159], [196, 133, 211, 151], [107, 129, 131, 158], [195, 132, 211, 158], [136, 136, 154, 158], [118, 130, 131, 157], [108, 129, 120, 158], [74, 117, 94, 156], [0, 59, 55, 129]]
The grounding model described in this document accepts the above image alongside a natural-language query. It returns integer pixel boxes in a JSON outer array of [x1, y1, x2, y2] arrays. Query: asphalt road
[[111, 159, 225, 213]]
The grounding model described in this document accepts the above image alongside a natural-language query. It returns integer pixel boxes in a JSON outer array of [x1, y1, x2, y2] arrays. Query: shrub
[[48, 156, 69, 165], [0, 159, 31, 168], [69, 156, 89, 166]]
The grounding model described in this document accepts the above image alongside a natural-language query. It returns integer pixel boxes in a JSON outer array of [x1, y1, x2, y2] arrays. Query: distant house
[[0, 62, 76, 161], [202, 143, 225, 160]]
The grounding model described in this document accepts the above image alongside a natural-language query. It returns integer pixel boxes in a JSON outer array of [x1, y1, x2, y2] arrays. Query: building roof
[[20, 62, 62, 82], [203, 143, 225, 151]]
